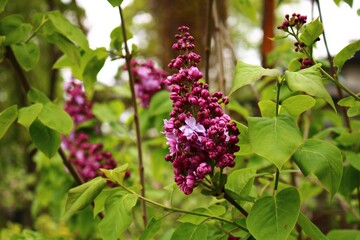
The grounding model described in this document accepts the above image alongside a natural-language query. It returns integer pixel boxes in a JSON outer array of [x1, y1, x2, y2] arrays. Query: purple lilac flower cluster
[[127, 60, 168, 108], [163, 26, 240, 195], [277, 13, 307, 31], [62, 80, 117, 182]]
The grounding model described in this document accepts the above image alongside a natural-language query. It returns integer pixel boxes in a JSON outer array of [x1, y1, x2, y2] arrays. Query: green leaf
[[235, 121, 252, 155], [336, 131, 360, 147], [233, 0, 258, 23], [140, 217, 162, 240], [148, 90, 172, 116], [229, 60, 282, 96], [334, 39, 360, 74], [93, 188, 118, 218], [98, 192, 138, 240], [327, 230, 360, 240], [3, 23, 32, 45], [247, 187, 301, 240], [171, 222, 208, 240], [343, 0, 353, 8], [338, 96, 360, 117], [38, 102, 74, 135], [248, 114, 304, 169], [347, 151, 360, 171], [280, 95, 316, 119], [107, 0, 123, 7], [93, 100, 125, 123], [100, 164, 129, 185], [285, 64, 335, 109], [82, 48, 108, 96], [347, 106, 360, 117], [109, 26, 132, 51], [46, 32, 81, 67], [225, 168, 256, 200], [0, 14, 24, 34], [64, 177, 106, 219], [178, 205, 226, 225], [337, 96, 358, 107], [27, 87, 51, 104], [288, 57, 302, 71], [299, 17, 323, 46], [258, 100, 276, 117], [339, 165, 360, 198], [29, 119, 61, 158], [0, 105, 18, 139], [47, 10, 88, 49], [298, 212, 329, 240], [10, 42, 40, 71], [0, 0, 8, 13], [293, 139, 343, 198], [17, 103, 43, 129]]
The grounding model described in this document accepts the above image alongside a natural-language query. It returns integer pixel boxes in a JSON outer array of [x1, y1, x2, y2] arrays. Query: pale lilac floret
[[179, 117, 205, 140]]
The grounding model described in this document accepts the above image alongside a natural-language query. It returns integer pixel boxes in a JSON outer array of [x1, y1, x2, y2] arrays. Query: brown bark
[[148, 0, 227, 70], [261, 0, 275, 67]]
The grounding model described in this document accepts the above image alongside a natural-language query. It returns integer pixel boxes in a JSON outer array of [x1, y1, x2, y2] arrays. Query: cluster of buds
[[62, 80, 118, 182], [277, 13, 307, 31], [298, 57, 314, 69], [127, 59, 168, 108], [163, 26, 240, 195], [293, 41, 306, 52]]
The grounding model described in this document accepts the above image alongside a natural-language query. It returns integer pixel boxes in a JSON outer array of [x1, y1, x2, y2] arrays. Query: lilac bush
[[62, 80, 117, 182], [163, 26, 240, 195]]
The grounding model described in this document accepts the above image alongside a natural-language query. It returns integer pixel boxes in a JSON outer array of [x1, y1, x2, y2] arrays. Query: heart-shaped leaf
[[249, 114, 304, 169], [230, 60, 281, 96], [247, 187, 301, 240], [293, 139, 343, 198], [285, 64, 335, 110]]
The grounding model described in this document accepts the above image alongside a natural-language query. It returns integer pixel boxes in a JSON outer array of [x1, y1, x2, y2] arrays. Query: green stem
[[118, 6, 148, 227], [319, 67, 360, 101], [118, 183, 248, 232], [273, 169, 280, 196], [274, 76, 282, 195], [223, 190, 248, 217], [25, 15, 48, 43], [275, 76, 283, 116]]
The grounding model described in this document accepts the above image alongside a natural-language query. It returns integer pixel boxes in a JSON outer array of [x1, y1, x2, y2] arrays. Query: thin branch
[[315, 0, 352, 131], [5, 46, 30, 93], [118, 6, 148, 227], [58, 148, 84, 185], [118, 183, 248, 232], [223, 190, 249, 217]]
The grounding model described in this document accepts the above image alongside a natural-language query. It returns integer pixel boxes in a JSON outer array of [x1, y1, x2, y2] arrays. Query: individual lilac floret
[[127, 60, 168, 108], [62, 79, 118, 182], [163, 26, 240, 195], [179, 117, 206, 140]]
